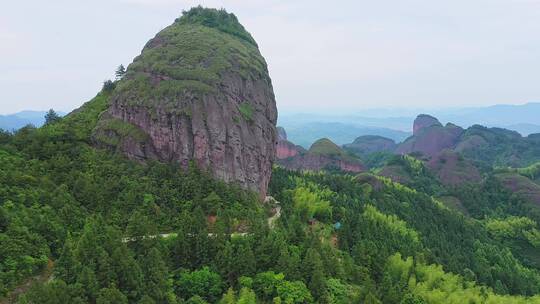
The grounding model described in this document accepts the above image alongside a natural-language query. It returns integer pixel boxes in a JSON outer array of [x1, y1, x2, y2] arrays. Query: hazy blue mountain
[[282, 122, 411, 148], [504, 123, 540, 135], [435, 103, 540, 133], [279, 103, 540, 143], [0, 110, 66, 131]]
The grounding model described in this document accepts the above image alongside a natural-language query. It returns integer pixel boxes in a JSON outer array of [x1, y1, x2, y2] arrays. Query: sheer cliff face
[[93, 8, 277, 197]]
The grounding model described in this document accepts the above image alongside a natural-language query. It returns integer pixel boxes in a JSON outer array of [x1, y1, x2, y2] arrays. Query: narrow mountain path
[[123, 196, 282, 243]]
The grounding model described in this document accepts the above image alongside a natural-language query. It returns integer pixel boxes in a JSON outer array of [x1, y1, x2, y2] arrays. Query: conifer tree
[[44, 109, 61, 125], [115, 64, 126, 80]]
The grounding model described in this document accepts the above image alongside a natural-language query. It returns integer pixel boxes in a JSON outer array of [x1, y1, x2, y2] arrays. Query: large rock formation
[[93, 7, 277, 197], [397, 115, 463, 157], [277, 138, 364, 173], [395, 114, 540, 167], [275, 127, 305, 159], [413, 114, 442, 135]]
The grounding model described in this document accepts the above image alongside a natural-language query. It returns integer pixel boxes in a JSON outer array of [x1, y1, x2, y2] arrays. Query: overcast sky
[[1, 0, 540, 114]]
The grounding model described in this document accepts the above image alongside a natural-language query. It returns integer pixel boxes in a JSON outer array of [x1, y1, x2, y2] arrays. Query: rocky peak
[[276, 138, 364, 173], [413, 114, 442, 135], [92, 7, 277, 198], [277, 126, 287, 141], [397, 115, 463, 157]]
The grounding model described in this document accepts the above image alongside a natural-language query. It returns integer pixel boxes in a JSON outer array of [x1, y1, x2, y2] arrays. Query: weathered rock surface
[[275, 127, 305, 159], [277, 126, 287, 141], [93, 8, 277, 197], [276, 140, 304, 159], [397, 115, 463, 157], [277, 153, 364, 173], [413, 114, 442, 135]]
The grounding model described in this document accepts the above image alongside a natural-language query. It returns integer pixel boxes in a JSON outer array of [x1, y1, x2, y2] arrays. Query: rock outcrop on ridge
[[396, 115, 463, 157], [93, 7, 277, 197], [276, 138, 364, 173], [343, 135, 397, 157], [275, 127, 305, 159]]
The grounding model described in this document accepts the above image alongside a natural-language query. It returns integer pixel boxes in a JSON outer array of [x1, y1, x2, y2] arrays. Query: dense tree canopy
[[2, 90, 540, 303]]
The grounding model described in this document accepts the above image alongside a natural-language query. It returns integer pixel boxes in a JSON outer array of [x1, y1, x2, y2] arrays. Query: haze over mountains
[[0, 111, 66, 131], [5, 103, 539, 150], [279, 102, 540, 147]]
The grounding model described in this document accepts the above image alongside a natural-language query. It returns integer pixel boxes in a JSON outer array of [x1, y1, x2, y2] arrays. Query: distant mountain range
[[0, 110, 66, 131], [279, 102, 540, 147], [279, 122, 410, 148]]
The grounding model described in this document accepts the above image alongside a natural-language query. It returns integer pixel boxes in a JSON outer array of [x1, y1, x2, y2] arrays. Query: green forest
[[1, 89, 540, 303], [3, 6, 540, 304]]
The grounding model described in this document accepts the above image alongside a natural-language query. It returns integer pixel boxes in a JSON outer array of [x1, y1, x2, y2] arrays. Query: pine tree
[[111, 246, 143, 301], [277, 246, 301, 281], [219, 288, 236, 304], [96, 286, 128, 304], [115, 64, 126, 80], [44, 109, 61, 125], [302, 248, 326, 300], [55, 234, 79, 284], [237, 288, 257, 304], [192, 207, 210, 267], [77, 266, 99, 301], [216, 241, 236, 285], [236, 242, 256, 277], [364, 292, 382, 304], [140, 248, 170, 303]]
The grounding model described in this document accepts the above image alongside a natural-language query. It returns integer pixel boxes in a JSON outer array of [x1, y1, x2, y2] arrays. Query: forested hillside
[[2, 88, 540, 303], [2, 5, 540, 304]]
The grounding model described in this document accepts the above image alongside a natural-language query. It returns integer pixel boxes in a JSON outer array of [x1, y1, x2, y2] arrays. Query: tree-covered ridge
[[3, 106, 540, 303], [308, 138, 360, 164], [456, 125, 540, 167], [0, 98, 265, 302], [495, 161, 540, 182]]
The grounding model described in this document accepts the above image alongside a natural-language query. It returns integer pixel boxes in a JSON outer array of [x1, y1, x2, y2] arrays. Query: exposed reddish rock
[[396, 115, 463, 157], [413, 114, 442, 135], [92, 9, 277, 198], [277, 153, 364, 173], [276, 138, 364, 173], [426, 150, 481, 186], [276, 140, 303, 159]]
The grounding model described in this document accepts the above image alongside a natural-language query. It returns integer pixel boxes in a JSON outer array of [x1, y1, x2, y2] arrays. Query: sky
[[1, 0, 540, 114]]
